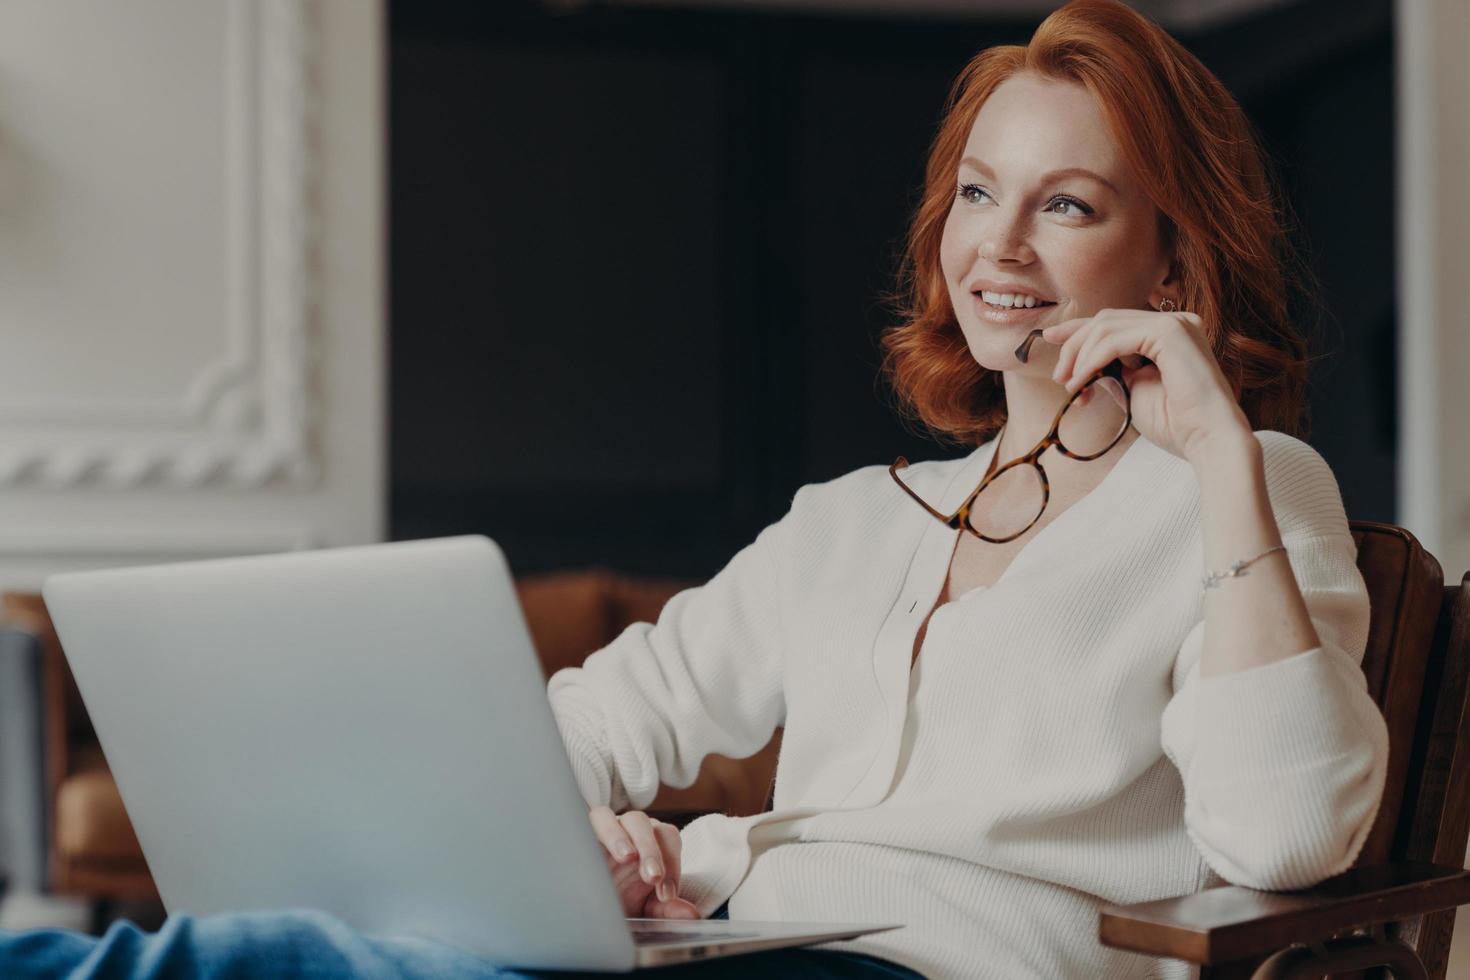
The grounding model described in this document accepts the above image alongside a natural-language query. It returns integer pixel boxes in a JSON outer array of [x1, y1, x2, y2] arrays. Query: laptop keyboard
[[629, 924, 761, 946]]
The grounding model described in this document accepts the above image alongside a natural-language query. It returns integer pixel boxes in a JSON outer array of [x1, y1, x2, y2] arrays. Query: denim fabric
[[0, 909, 925, 979]]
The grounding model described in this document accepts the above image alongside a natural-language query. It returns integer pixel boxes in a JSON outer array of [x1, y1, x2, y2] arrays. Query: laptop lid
[[43, 536, 639, 971]]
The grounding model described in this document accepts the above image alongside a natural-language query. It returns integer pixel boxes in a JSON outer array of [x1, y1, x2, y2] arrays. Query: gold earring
[[1157, 297, 1179, 313]]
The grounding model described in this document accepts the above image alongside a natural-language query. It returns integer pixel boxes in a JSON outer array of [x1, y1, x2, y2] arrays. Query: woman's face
[[939, 71, 1172, 376]]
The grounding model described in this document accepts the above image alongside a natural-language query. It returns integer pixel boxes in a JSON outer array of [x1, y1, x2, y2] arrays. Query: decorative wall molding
[[0, 0, 319, 489], [0, 525, 318, 559]]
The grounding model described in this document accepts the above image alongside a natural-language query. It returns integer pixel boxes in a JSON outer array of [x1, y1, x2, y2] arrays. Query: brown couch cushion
[[606, 574, 697, 635], [516, 569, 700, 677], [516, 570, 619, 677], [55, 766, 146, 865]]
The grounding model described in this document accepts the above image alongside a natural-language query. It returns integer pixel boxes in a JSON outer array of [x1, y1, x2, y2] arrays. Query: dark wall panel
[[393, 41, 727, 492]]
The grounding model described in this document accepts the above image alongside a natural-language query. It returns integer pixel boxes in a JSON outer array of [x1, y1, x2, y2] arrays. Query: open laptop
[[41, 536, 899, 971]]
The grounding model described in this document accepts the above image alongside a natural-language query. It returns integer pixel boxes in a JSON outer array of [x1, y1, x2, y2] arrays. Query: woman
[[1, 1, 1386, 978]]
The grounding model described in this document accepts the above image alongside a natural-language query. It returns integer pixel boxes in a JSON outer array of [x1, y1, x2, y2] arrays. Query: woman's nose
[[980, 216, 1034, 264]]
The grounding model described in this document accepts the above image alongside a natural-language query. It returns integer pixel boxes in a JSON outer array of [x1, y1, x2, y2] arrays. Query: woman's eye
[[956, 183, 1092, 218], [956, 183, 990, 205], [1046, 196, 1091, 217]]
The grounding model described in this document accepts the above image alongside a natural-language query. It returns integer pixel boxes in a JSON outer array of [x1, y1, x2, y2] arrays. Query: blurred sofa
[[0, 569, 782, 903]]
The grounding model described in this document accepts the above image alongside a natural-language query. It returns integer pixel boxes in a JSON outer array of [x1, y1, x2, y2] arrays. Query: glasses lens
[[966, 463, 1045, 541], [1057, 374, 1128, 459]]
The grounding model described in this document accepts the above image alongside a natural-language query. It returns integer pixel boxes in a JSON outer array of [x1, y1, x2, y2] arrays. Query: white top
[[547, 429, 1389, 980]]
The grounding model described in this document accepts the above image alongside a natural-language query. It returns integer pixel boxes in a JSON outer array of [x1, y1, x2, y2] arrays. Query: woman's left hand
[[1041, 307, 1253, 464]]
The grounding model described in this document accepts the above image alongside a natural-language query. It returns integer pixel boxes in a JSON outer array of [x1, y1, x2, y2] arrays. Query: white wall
[[0, 0, 384, 589], [1397, 0, 1470, 584], [1398, 3, 1470, 971]]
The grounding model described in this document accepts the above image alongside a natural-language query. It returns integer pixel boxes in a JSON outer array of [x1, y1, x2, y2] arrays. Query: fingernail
[[614, 841, 634, 861], [643, 859, 660, 883], [656, 880, 673, 902]]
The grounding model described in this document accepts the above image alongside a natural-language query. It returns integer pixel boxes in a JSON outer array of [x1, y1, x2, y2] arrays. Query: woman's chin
[[962, 333, 1056, 374]]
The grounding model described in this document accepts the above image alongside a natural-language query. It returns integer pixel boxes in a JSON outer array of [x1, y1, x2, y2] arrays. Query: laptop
[[42, 536, 899, 971]]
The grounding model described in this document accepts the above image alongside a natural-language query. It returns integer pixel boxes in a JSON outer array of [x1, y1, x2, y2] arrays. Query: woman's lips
[[971, 293, 1058, 324]]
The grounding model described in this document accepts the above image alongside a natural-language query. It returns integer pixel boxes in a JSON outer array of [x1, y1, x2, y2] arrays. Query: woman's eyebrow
[[959, 155, 1118, 195]]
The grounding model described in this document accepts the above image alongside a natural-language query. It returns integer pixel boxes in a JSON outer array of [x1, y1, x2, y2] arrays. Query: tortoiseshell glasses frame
[[889, 358, 1132, 544]]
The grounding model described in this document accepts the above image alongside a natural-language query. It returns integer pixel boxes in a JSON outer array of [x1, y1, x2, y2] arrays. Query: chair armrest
[[1098, 861, 1470, 965]]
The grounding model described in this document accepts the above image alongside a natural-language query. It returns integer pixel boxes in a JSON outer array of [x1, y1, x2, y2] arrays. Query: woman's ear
[[1161, 253, 1181, 287], [1146, 255, 1181, 310]]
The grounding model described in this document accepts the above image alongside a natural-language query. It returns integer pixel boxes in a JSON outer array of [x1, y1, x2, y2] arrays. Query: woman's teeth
[[979, 290, 1056, 309]]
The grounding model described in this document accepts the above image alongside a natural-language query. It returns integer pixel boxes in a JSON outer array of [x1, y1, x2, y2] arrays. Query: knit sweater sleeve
[[1159, 434, 1390, 891], [544, 487, 805, 814]]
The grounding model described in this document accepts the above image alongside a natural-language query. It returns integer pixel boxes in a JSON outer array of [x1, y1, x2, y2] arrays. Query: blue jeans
[[0, 907, 925, 979]]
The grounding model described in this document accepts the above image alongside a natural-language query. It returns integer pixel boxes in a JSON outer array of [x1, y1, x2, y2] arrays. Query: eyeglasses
[[890, 358, 1131, 543]]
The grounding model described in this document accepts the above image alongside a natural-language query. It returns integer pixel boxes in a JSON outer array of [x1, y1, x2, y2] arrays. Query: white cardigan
[[547, 429, 1389, 980]]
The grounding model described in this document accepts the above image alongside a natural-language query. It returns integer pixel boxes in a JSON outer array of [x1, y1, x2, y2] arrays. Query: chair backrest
[[1350, 520, 1446, 868], [1348, 520, 1470, 980]]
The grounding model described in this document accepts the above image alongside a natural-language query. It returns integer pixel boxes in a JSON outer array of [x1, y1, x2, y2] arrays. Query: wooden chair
[[1095, 521, 1470, 978]]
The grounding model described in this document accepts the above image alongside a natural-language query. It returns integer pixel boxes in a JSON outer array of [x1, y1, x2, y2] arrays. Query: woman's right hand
[[588, 805, 701, 919]]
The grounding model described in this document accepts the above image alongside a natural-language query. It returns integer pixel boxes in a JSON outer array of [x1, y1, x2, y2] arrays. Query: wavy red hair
[[879, 0, 1319, 447]]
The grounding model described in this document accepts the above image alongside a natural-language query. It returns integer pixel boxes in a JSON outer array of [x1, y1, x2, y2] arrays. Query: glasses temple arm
[[889, 458, 961, 525]]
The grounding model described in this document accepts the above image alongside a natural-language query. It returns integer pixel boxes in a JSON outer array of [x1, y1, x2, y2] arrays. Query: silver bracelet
[[1201, 544, 1287, 593]]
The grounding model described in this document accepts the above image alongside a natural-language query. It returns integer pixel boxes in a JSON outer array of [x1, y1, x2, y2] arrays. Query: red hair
[[879, 0, 1318, 447]]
